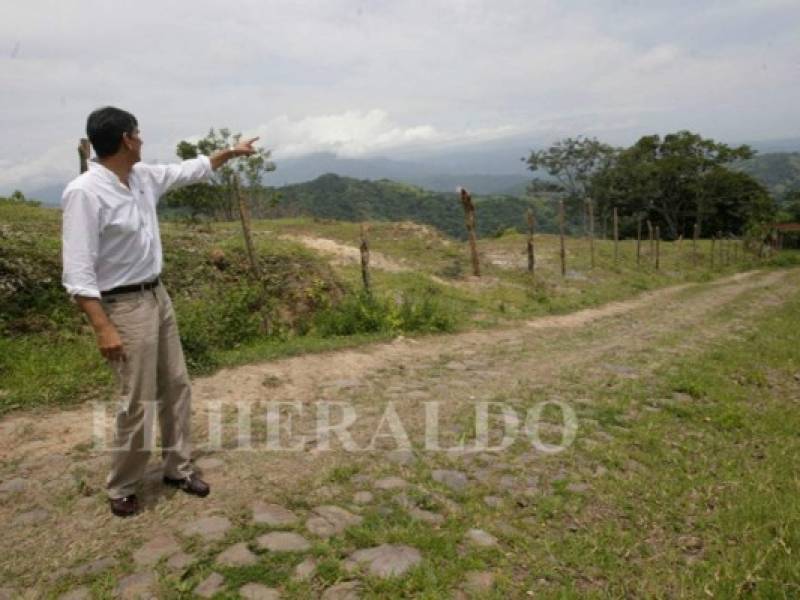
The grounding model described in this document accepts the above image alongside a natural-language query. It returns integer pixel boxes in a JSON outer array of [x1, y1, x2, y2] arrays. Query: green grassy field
[[1, 198, 796, 415]]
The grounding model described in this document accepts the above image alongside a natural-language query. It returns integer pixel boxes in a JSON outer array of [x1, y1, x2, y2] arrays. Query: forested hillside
[[735, 152, 800, 199], [247, 174, 556, 239]]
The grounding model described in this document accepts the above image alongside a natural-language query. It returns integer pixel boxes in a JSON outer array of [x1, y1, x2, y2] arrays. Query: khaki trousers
[[102, 283, 194, 499]]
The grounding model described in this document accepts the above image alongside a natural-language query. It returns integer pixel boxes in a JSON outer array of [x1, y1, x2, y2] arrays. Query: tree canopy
[[162, 128, 275, 220], [586, 131, 768, 238]]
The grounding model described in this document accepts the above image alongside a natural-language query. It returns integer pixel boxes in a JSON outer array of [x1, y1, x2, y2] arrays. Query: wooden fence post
[[647, 220, 654, 257], [582, 200, 588, 236], [636, 217, 642, 266], [78, 138, 90, 174], [559, 198, 567, 277], [459, 187, 480, 277], [360, 223, 371, 294], [526, 208, 535, 274], [588, 199, 596, 269], [725, 234, 732, 265], [232, 173, 260, 279], [613, 206, 619, 265], [655, 226, 661, 270], [710, 234, 716, 269], [692, 222, 699, 267]]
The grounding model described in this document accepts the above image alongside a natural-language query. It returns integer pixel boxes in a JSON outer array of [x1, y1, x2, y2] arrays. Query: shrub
[[396, 290, 456, 333], [766, 251, 800, 267], [312, 289, 455, 337], [175, 283, 277, 373]]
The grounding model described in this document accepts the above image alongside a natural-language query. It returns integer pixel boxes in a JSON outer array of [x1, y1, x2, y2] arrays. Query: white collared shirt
[[61, 156, 213, 298]]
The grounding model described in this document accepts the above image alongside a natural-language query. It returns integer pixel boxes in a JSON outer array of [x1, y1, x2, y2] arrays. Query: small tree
[[165, 128, 275, 221], [163, 141, 224, 220], [524, 136, 616, 221]]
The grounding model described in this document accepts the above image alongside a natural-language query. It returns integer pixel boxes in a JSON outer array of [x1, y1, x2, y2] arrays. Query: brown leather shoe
[[109, 495, 139, 517], [163, 474, 210, 497]]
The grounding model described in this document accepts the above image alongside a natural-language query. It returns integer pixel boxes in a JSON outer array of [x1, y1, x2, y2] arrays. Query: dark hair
[[86, 106, 138, 158]]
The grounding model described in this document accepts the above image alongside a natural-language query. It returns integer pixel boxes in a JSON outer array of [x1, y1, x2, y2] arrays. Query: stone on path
[[74, 496, 95, 511], [386, 449, 414, 465], [483, 496, 503, 508], [348, 544, 422, 578], [306, 505, 363, 538], [306, 516, 337, 538], [432, 469, 468, 492], [256, 531, 311, 552], [166, 552, 194, 571], [408, 506, 444, 525], [445, 361, 467, 371], [59, 587, 90, 600], [321, 581, 361, 599], [71, 557, 115, 577], [374, 476, 408, 490], [328, 378, 360, 390], [471, 468, 493, 484], [181, 515, 232, 541], [239, 583, 280, 600], [352, 491, 373, 505], [14, 508, 49, 526], [0, 589, 13, 600], [499, 475, 518, 489], [115, 572, 156, 600], [293, 556, 317, 581], [132, 534, 181, 566], [252, 502, 299, 527], [216, 542, 258, 567], [464, 570, 495, 592], [195, 573, 225, 598], [466, 528, 498, 547], [567, 482, 590, 493], [0, 478, 27, 494]]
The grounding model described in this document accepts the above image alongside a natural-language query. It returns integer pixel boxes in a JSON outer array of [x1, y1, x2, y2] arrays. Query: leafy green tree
[[524, 136, 617, 221], [163, 128, 275, 220], [162, 141, 223, 220], [590, 131, 756, 238], [700, 168, 775, 235], [780, 189, 800, 222]]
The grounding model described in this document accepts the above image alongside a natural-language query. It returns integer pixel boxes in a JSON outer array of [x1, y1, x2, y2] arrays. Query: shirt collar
[[88, 159, 133, 190]]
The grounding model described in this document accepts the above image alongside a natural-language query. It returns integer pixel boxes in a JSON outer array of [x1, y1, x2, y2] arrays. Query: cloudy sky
[[1, 0, 799, 193]]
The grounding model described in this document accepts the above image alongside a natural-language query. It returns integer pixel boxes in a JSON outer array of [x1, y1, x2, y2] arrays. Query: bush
[[396, 291, 456, 333], [312, 290, 396, 336], [766, 251, 800, 267], [175, 283, 277, 373], [312, 289, 455, 337]]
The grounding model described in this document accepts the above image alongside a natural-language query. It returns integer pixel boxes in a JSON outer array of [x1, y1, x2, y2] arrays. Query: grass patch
[[2, 202, 796, 413], [519, 290, 800, 597]]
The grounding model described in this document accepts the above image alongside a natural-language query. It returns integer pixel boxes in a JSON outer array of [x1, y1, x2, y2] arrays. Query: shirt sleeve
[[61, 187, 102, 299], [144, 155, 213, 199]]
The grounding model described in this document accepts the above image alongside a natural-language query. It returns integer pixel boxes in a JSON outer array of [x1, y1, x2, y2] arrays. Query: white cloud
[[259, 110, 517, 158], [1, 0, 799, 192], [0, 142, 75, 192]]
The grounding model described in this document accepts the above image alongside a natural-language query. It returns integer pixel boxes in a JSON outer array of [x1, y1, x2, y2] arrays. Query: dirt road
[[1, 268, 797, 598]]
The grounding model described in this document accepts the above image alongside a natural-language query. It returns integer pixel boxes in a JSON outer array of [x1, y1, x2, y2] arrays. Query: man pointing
[[62, 106, 257, 517]]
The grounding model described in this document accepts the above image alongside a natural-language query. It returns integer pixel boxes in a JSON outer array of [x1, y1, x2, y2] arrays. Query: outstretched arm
[[210, 137, 260, 170], [147, 137, 263, 198]]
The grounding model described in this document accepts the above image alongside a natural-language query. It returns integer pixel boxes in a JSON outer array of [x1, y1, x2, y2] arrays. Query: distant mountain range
[[254, 173, 548, 240], [20, 135, 800, 206], [733, 152, 800, 200]]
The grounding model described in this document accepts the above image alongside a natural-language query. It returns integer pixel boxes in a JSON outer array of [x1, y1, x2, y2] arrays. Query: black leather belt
[[101, 277, 160, 297]]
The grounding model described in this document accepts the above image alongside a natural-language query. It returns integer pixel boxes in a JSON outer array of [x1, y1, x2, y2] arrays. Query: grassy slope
[[1, 200, 797, 415], [172, 278, 800, 599], [61, 270, 800, 600]]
